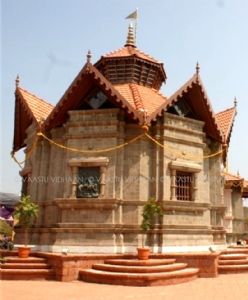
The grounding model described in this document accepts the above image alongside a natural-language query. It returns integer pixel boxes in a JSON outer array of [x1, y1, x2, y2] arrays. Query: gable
[[215, 106, 236, 144], [13, 88, 54, 152], [42, 63, 144, 131], [151, 74, 224, 143]]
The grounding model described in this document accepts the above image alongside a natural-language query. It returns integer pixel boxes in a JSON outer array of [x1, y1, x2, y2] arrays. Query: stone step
[[79, 267, 199, 286], [219, 254, 247, 260], [0, 269, 55, 280], [104, 258, 176, 266], [4, 256, 47, 264], [218, 259, 248, 265], [93, 262, 187, 273], [1, 263, 51, 269], [218, 265, 248, 274], [222, 249, 248, 255]]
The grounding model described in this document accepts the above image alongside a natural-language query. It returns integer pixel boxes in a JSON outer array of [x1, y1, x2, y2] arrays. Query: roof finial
[[234, 97, 237, 107], [15, 74, 20, 88], [237, 170, 240, 177], [196, 62, 200, 76], [87, 50, 92, 63], [125, 23, 136, 47]]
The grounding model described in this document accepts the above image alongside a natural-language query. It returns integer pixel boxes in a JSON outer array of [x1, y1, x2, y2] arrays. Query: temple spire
[[196, 62, 200, 75], [15, 74, 20, 88], [87, 50, 92, 63], [125, 9, 138, 47], [125, 23, 136, 47], [234, 97, 237, 107]]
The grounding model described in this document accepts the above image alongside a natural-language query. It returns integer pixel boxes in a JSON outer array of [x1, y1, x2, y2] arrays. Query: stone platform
[[79, 258, 199, 286], [0, 256, 55, 280], [218, 247, 248, 274]]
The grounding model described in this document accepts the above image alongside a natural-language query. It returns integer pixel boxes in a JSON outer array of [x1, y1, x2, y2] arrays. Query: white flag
[[125, 10, 138, 20]]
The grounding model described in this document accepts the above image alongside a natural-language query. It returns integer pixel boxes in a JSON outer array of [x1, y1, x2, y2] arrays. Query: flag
[[125, 9, 138, 20]]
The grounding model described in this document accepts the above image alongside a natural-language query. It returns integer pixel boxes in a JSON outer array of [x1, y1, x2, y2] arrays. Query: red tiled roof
[[113, 83, 168, 118], [17, 87, 54, 122], [103, 46, 160, 64], [215, 106, 236, 143], [224, 172, 242, 182], [244, 180, 248, 188]]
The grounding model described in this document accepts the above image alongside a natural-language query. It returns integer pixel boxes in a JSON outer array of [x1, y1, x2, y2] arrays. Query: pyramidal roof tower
[[95, 20, 167, 90]]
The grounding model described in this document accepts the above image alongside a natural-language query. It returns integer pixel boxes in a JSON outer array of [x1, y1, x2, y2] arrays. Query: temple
[[12, 24, 247, 253]]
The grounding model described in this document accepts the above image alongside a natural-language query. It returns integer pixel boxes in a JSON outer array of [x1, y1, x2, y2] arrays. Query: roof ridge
[[18, 87, 54, 108], [135, 47, 160, 63], [129, 83, 144, 110], [103, 45, 160, 64], [104, 47, 125, 57]]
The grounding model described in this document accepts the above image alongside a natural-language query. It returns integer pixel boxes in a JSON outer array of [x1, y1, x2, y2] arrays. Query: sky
[[1, 0, 248, 195]]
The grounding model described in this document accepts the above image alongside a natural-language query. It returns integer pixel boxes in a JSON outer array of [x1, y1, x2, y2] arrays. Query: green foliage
[[141, 198, 163, 232], [13, 195, 39, 229], [0, 220, 13, 236]]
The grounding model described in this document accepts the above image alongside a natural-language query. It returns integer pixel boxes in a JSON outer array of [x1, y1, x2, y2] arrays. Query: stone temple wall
[[15, 109, 226, 253]]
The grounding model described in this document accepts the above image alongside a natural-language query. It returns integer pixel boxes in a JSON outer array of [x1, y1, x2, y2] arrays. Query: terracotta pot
[[137, 247, 150, 260], [18, 246, 31, 258]]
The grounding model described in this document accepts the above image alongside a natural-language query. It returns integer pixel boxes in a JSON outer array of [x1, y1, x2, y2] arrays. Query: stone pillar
[[71, 166, 78, 198], [192, 174, 198, 201], [99, 166, 106, 197], [170, 169, 177, 200], [112, 207, 115, 224]]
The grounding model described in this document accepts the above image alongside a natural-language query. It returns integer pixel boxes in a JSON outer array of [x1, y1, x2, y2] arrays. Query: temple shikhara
[[12, 22, 248, 253]]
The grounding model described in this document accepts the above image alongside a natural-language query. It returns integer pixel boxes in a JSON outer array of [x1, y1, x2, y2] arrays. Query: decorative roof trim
[[147, 73, 224, 142], [42, 62, 144, 130]]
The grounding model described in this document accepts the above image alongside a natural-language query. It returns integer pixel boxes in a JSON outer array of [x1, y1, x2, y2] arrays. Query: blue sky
[[1, 0, 248, 195]]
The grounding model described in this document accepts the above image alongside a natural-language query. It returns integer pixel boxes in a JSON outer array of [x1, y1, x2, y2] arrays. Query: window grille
[[176, 172, 192, 201]]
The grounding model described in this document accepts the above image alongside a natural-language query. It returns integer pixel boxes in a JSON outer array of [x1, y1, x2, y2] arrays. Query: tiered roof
[[13, 26, 236, 153], [95, 25, 166, 90]]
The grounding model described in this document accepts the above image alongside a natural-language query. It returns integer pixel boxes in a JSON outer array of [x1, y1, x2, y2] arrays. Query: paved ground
[[1, 274, 248, 300]]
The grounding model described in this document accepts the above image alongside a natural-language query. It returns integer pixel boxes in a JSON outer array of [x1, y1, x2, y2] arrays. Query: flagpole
[[125, 8, 138, 44], [135, 8, 138, 43]]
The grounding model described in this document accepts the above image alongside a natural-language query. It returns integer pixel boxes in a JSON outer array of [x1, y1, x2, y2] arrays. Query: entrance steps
[[0, 256, 55, 280], [218, 250, 248, 274], [79, 258, 199, 286]]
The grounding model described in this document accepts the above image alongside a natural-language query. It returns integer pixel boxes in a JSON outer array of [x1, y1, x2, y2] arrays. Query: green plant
[[13, 195, 39, 247], [0, 219, 13, 236], [140, 198, 163, 247]]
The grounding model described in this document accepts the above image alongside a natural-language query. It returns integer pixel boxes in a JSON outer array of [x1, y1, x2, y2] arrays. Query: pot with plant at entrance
[[137, 198, 163, 260], [13, 195, 39, 258]]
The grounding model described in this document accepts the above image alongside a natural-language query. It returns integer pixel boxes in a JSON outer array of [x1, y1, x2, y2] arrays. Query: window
[[87, 90, 108, 109], [169, 160, 201, 202], [176, 172, 193, 201]]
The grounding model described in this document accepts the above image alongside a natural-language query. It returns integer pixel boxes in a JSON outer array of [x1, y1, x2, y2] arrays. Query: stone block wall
[[18, 109, 226, 252]]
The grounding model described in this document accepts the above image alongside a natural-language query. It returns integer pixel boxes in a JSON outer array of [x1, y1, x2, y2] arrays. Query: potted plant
[[137, 198, 163, 260], [13, 195, 39, 258]]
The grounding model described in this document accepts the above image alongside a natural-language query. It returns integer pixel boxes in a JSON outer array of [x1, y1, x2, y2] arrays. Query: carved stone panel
[[77, 167, 100, 198]]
